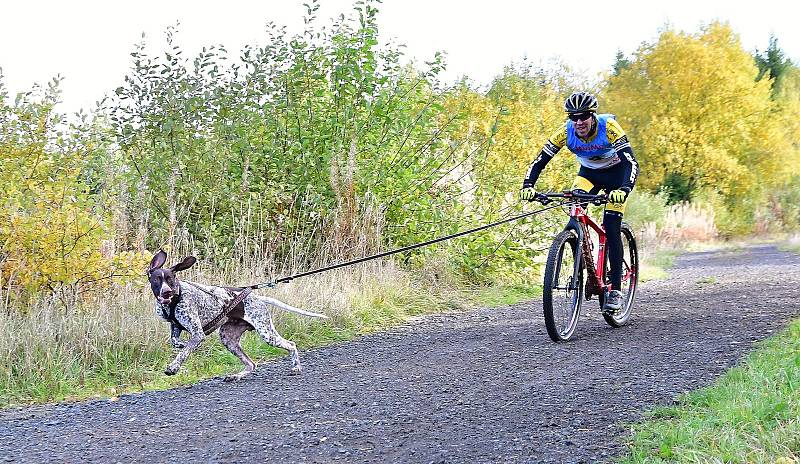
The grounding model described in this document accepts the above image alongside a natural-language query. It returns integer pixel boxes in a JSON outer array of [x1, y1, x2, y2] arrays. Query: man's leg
[[603, 195, 627, 312], [603, 210, 624, 290], [571, 175, 594, 194]]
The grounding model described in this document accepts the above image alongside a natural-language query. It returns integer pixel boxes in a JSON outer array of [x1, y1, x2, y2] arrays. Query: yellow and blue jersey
[[524, 114, 638, 193]]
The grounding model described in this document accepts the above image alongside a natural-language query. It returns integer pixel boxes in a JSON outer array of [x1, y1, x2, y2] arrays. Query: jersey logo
[[574, 144, 609, 153]]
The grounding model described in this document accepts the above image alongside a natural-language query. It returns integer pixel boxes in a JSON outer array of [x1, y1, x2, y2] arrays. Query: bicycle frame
[[565, 202, 609, 297]]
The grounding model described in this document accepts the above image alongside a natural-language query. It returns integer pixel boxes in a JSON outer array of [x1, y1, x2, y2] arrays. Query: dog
[[147, 250, 328, 381]]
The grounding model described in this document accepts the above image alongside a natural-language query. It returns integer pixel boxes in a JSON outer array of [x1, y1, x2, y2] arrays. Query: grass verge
[[639, 248, 679, 282], [779, 235, 800, 255], [619, 319, 800, 463]]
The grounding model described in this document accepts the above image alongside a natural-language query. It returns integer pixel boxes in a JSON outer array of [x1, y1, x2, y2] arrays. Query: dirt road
[[1, 244, 798, 463]]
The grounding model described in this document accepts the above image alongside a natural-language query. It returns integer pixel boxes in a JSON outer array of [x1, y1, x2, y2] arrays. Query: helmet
[[564, 91, 598, 114]]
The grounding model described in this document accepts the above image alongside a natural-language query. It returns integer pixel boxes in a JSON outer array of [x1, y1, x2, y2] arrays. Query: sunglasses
[[568, 112, 593, 122]]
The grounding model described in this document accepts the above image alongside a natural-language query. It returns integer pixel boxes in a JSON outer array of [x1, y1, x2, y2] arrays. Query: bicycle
[[533, 191, 638, 342]]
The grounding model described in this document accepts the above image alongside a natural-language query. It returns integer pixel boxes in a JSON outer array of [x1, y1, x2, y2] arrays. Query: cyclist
[[520, 91, 639, 314]]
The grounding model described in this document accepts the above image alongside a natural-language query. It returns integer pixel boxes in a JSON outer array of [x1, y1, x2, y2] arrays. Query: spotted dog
[[147, 250, 328, 381]]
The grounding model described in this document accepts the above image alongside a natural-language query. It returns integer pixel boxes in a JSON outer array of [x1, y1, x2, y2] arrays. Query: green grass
[[639, 248, 679, 282], [619, 319, 800, 463], [778, 237, 800, 255], [468, 283, 542, 307], [782, 245, 800, 255], [695, 276, 717, 285]]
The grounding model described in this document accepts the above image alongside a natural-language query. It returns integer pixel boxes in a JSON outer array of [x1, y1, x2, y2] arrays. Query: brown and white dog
[[147, 250, 328, 381]]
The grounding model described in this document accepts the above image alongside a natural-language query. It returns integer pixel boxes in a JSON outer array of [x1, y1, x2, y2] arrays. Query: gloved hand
[[519, 186, 537, 201], [608, 189, 627, 204]]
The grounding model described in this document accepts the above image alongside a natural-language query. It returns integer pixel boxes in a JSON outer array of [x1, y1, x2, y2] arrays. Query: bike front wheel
[[601, 222, 639, 327], [542, 229, 584, 342]]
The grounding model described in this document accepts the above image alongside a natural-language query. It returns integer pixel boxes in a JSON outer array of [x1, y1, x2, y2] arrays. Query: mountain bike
[[534, 191, 638, 342]]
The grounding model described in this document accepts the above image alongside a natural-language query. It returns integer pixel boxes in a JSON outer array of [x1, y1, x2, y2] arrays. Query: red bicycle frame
[[566, 198, 636, 299], [568, 201, 610, 296]]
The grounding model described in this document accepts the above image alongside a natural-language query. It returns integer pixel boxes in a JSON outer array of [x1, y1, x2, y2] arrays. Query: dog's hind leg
[[245, 310, 302, 375], [219, 319, 255, 382], [264, 328, 302, 376]]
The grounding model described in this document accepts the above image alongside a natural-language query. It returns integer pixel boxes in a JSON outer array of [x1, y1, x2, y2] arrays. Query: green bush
[[624, 191, 671, 231]]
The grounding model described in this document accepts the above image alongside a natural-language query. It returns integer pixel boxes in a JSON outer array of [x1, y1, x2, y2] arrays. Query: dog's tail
[[264, 297, 329, 319]]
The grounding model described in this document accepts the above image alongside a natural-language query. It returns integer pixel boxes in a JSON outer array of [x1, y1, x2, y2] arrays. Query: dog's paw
[[171, 341, 186, 349], [164, 365, 179, 376], [289, 366, 302, 376], [223, 373, 244, 382]]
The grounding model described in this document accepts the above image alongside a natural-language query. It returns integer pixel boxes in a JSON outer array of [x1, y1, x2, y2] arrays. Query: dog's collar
[[167, 294, 180, 310], [171, 280, 183, 304], [166, 285, 182, 320]]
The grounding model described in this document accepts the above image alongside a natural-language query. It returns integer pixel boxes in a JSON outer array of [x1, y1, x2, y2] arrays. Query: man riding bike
[[520, 91, 639, 314]]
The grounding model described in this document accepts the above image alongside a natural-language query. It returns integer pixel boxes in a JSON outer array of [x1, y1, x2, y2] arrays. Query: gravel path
[[1, 244, 799, 463]]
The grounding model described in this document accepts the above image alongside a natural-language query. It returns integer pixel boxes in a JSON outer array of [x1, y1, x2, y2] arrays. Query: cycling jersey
[[524, 114, 639, 193]]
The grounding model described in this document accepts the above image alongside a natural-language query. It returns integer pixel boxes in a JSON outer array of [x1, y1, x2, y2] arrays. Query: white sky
[[1, 0, 797, 115]]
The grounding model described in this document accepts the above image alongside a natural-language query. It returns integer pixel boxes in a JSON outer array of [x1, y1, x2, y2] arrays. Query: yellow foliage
[[490, 82, 574, 191], [774, 67, 800, 163], [441, 75, 579, 202], [3, 184, 144, 295], [0, 91, 147, 303], [604, 22, 788, 199]]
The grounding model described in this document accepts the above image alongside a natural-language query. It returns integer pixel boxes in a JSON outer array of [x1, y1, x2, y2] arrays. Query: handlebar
[[533, 191, 608, 206]]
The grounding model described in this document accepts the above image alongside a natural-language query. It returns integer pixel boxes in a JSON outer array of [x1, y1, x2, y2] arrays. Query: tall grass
[[624, 192, 718, 281], [0, 285, 165, 406], [628, 193, 717, 251]]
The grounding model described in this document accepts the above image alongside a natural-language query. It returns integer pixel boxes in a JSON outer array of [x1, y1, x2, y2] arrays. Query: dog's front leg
[[165, 316, 204, 376], [169, 323, 186, 349]]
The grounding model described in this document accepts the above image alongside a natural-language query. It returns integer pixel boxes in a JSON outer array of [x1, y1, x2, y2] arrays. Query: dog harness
[[163, 282, 253, 335]]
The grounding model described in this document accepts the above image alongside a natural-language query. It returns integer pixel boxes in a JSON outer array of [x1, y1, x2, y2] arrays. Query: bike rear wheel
[[542, 229, 584, 342], [601, 223, 638, 327]]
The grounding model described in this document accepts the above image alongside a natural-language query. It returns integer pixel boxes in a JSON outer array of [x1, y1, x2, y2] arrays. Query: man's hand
[[608, 189, 627, 204], [519, 186, 537, 201]]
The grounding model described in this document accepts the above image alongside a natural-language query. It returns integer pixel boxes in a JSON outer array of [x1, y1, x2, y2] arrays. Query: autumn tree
[[0, 76, 143, 306], [604, 22, 789, 207]]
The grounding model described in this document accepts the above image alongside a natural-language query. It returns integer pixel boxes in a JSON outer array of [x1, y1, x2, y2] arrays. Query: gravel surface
[[1, 244, 799, 463]]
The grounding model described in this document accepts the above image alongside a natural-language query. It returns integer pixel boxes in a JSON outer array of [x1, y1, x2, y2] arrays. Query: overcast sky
[[1, 0, 796, 114]]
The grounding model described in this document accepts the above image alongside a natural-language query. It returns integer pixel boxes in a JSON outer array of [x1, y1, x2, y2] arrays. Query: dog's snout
[[160, 282, 173, 297], [156, 282, 175, 304]]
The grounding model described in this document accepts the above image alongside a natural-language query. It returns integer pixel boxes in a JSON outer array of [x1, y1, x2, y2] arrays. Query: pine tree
[[755, 35, 792, 96]]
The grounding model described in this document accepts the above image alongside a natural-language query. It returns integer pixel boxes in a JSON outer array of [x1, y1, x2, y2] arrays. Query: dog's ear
[[171, 256, 197, 273], [149, 250, 167, 273]]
